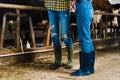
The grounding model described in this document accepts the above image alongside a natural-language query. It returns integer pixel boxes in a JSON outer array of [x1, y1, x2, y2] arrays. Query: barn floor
[[0, 47, 120, 80]]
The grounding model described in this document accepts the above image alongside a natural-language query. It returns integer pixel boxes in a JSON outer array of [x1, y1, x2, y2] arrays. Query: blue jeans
[[76, 0, 94, 53], [48, 10, 73, 47]]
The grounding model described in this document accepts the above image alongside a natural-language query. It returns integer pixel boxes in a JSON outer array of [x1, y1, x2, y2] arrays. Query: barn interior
[[0, 0, 120, 64], [0, 0, 120, 80]]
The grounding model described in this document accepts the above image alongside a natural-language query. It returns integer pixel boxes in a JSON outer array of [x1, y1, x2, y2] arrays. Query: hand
[[70, 0, 76, 13]]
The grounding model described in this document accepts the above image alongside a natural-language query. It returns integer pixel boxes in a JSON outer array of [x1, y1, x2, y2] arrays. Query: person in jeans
[[71, 0, 95, 76], [45, 0, 74, 70]]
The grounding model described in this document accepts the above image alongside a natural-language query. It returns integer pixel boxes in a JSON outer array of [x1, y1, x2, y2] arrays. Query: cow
[[110, 3, 120, 37], [0, 0, 48, 49], [92, 10, 103, 39], [92, 0, 112, 12], [91, 0, 114, 39]]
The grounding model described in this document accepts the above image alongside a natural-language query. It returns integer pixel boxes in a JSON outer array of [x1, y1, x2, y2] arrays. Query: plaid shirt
[[45, 0, 70, 11]]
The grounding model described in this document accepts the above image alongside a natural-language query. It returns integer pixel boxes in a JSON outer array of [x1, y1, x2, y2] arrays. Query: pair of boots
[[49, 46, 74, 70], [71, 51, 95, 76]]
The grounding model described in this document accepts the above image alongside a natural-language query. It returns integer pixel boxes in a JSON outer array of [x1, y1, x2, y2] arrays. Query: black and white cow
[[92, 10, 103, 39], [111, 3, 120, 37]]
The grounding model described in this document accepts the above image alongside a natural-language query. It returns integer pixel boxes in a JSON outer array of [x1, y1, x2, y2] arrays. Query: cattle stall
[[92, 11, 120, 39], [0, 2, 120, 65], [0, 3, 49, 51]]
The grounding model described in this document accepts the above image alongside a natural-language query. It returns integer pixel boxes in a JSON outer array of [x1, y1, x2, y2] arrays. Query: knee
[[62, 34, 68, 41], [52, 33, 58, 42]]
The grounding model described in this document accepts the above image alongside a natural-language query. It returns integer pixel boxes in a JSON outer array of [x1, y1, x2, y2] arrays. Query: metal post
[[16, 9, 20, 48], [28, 16, 36, 48], [0, 14, 7, 49]]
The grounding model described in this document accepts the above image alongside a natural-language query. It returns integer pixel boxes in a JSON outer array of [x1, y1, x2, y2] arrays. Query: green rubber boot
[[49, 46, 62, 70], [64, 47, 74, 69]]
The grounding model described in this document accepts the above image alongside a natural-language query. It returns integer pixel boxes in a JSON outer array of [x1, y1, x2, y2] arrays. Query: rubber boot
[[64, 47, 74, 69], [49, 46, 62, 70], [90, 51, 95, 73], [71, 51, 91, 76]]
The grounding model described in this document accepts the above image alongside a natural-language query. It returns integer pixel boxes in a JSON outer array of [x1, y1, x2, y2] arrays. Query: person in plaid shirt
[[45, 0, 74, 70]]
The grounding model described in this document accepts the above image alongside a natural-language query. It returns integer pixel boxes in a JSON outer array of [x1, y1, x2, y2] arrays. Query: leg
[[71, 1, 95, 76], [59, 10, 74, 69], [48, 10, 62, 70]]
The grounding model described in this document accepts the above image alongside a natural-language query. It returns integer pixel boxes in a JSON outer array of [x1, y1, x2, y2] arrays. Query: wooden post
[[45, 27, 51, 46]]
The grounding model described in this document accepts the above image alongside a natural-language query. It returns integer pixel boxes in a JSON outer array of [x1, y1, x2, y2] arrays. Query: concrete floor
[[0, 47, 120, 80]]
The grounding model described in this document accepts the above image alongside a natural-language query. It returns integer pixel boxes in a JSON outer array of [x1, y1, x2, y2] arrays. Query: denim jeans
[[48, 10, 73, 47], [76, 0, 94, 53]]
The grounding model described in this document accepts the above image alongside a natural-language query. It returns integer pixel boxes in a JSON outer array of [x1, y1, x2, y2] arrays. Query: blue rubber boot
[[90, 51, 95, 73], [71, 52, 91, 76]]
